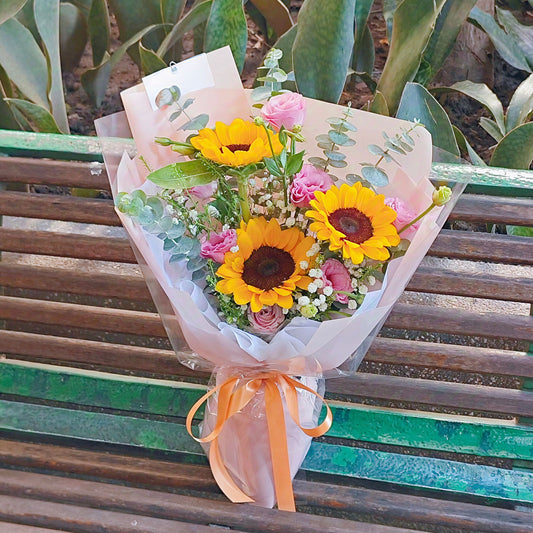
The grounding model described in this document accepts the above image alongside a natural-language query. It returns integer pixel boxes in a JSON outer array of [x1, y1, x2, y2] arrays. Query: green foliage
[[469, 6, 532, 72], [116, 190, 207, 275], [506, 225, 533, 237], [292, 0, 355, 103], [375, 0, 447, 114], [311, 105, 356, 174], [88, 0, 110, 66], [396, 83, 459, 156], [204, 0, 247, 73], [251, 48, 291, 103], [145, 159, 219, 189], [59, 2, 88, 71], [0, 0, 27, 26]]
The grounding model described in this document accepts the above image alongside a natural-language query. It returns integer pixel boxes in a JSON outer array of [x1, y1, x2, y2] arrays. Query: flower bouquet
[[96, 46, 462, 511]]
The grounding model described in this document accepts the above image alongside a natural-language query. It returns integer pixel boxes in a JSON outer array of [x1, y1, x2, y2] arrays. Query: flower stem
[[238, 175, 252, 223], [397, 202, 436, 235]]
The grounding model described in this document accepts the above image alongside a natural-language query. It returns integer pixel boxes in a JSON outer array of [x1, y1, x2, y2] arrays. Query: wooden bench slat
[[2, 227, 531, 265], [2, 262, 532, 304], [0, 157, 111, 189], [2, 190, 532, 228], [387, 303, 533, 342], [0, 522, 64, 533], [2, 330, 531, 381], [2, 439, 531, 533], [0, 469, 414, 533], [0, 228, 136, 263], [430, 229, 533, 264], [0, 494, 243, 533], [2, 294, 529, 343], [1, 361, 531, 460], [0, 190, 120, 226], [449, 194, 533, 226], [328, 373, 533, 418]]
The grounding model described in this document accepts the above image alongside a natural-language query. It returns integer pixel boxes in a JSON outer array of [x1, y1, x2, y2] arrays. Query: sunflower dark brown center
[[225, 143, 251, 153], [242, 246, 295, 290], [329, 208, 374, 244]]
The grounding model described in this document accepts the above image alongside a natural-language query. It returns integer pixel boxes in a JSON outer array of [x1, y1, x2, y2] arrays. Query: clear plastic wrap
[[95, 47, 467, 509]]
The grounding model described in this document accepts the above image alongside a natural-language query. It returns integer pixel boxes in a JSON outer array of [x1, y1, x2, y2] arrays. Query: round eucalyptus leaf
[[361, 166, 389, 186], [308, 156, 327, 167], [384, 140, 405, 155], [328, 130, 349, 145], [368, 144, 387, 156], [328, 159, 348, 168], [325, 150, 346, 161], [327, 117, 344, 126], [316, 134, 332, 144]]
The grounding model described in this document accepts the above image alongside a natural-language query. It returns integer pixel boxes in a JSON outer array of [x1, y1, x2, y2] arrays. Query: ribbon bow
[[186, 372, 332, 512]]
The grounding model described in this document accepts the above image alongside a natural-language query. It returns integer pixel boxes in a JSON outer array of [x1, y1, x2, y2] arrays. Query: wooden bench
[[0, 130, 532, 533]]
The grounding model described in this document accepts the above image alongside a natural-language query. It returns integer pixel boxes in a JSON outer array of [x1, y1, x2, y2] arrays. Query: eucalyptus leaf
[[167, 221, 186, 239], [384, 140, 405, 154], [368, 144, 387, 156], [170, 253, 187, 263], [169, 110, 182, 121], [175, 236, 195, 254], [34, 0, 69, 133], [0, 18, 49, 109], [4, 98, 62, 133], [308, 156, 327, 168], [361, 166, 389, 186], [324, 150, 346, 161], [328, 159, 348, 168], [179, 113, 209, 131], [251, 85, 273, 101], [146, 159, 219, 188], [328, 130, 350, 145], [182, 98, 194, 110]]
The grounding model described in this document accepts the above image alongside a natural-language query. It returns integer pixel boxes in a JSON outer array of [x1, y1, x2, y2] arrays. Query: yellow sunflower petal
[[250, 293, 263, 312], [259, 290, 278, 306]]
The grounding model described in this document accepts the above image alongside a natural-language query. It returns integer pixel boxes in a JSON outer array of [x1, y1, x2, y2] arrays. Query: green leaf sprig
[[251, 48, 294, 104], [156, 84, 209, 131]]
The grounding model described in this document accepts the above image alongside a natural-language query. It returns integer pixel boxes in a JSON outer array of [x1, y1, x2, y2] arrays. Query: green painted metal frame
[[0, 130, 531, 195]]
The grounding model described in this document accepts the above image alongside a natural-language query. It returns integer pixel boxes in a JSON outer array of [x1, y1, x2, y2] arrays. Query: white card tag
[[142, 53, 216, 111]]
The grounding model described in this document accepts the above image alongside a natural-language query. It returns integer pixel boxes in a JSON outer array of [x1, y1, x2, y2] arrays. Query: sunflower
[[216, 217, 317, 312], [307, 182, 400, 264], [190, 118, 284, 167]]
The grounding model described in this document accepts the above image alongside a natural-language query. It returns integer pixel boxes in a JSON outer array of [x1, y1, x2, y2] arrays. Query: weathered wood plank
[[2, 262, 532, 304], [0, 191, 120, 226], [1, 439, 531, 533], [2, 330, 531, 381], [1, 295, 529, 343], [328, 373, 533, 418], [0, 157, 111, 189], [449, 194, 533, 226], [0, 228, 136, 262], [0, 523, 65, 533], [1, 360, 532, 460], [0, 469, 415, 533], [0, 494, 239, 533]]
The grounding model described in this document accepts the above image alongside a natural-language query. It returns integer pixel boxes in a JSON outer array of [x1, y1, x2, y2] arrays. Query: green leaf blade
[[5, 97, 62, 133], [146, 159, 219, 189], [490, 122, 533, 170]]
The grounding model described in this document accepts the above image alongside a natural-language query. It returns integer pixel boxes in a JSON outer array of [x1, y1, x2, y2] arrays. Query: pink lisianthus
[[321, 259, 352, 304], [289, 164, 333, 208], [189, 181, 217, 200], [385, 197, 420, 241], [261, 92, 306, 131], [247, 305, 285, 334], [200, 229, 237, 264]]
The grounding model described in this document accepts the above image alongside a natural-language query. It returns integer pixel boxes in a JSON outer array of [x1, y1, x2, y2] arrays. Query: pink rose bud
[[189, 181, 217, 200], [200, 229, 237, 264], [385, 197, 420, 241], [289, 164, 333, 208], [247, 305, 285, 334], [261, 92, 306, 131], [321, 258, 352, 304]]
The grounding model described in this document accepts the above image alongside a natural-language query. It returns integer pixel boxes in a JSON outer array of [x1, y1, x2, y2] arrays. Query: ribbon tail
[[209, 440, 254, 504], [265, 381, 296, 512]]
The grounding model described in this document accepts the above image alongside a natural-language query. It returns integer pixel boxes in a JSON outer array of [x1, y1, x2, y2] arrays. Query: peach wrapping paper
[[96, 47, 460, 508]]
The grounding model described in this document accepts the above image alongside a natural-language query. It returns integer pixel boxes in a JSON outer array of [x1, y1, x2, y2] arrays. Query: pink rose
[[289, 164, 333, 208], [321, 259, 352, 304], [200, 229, 237, 264], [189, 181, 217, 200], [385, 197, 420, 241], [261, 92, 306, 131], [248, 305, 285, 334]]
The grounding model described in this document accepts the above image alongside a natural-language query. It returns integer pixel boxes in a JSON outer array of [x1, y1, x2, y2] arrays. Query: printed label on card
[[142, 53, 216, 111]]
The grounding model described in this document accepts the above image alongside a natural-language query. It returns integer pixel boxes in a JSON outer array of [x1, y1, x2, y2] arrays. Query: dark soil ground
[[63, 1, 532, 167]]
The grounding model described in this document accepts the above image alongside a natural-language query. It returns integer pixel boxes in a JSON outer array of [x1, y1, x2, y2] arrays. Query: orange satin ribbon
[[186, 372, 333, 512]]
